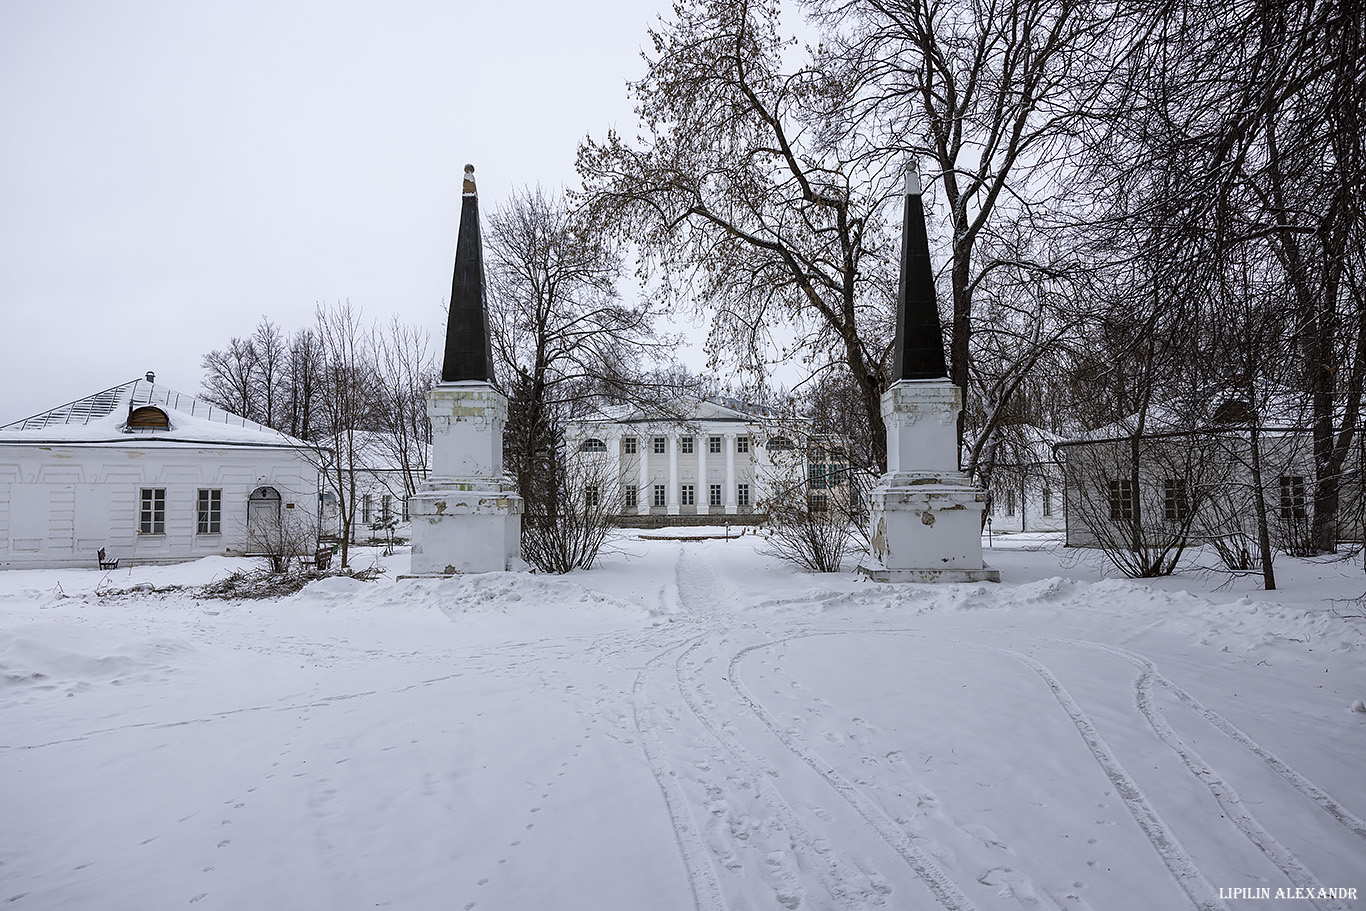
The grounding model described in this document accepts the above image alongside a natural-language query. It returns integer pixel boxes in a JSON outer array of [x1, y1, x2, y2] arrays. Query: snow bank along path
[[1, 536, 1363, 910]]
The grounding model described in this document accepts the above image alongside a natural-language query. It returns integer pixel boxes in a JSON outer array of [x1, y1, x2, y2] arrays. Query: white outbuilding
[[0, 373, 321, 570]]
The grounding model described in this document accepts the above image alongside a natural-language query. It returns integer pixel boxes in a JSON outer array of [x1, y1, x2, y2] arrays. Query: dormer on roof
[[126, 405, 171, 432]]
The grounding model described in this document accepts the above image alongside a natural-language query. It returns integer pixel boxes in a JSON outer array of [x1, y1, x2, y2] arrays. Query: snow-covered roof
[[1056, 394, 1321, 448], [351, 430, 431, 472], [572, 395, 792, 427], [0, 377, 310, 448]]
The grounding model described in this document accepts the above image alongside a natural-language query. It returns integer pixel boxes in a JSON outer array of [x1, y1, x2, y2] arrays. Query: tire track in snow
[[632, 633, 728, 911], [1082, 640, 1366, 847], [723, 632, 981, 911], [1126, 663, 1348, 911], [969, 627, 1366, 850], [994, 632, 1354, 910], [669, 550, 891, 910], [628, 559, 727, 911], [986, 646, 1229, 911]]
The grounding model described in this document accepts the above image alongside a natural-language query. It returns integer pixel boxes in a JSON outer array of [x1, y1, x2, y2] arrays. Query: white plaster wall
[[985, 466, 1067, 535], [0, 443, 319, 569]]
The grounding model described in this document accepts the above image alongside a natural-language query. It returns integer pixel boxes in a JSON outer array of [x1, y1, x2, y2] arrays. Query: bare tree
[[201, 335, 260, 420], [1077, 0, 1366, 555], [578, 0, 900, 471], [813, 0, 1131, 463], [371, 315, 435, 501], [314, 301, 375, 568], [485, 185, 677, 552], [283, 326, 324, 441], [252, 318, 287, 430], [520, 423, 619, 573]]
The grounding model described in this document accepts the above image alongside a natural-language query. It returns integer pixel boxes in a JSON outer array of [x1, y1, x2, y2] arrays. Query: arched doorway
[[247, 486, 281, 540]]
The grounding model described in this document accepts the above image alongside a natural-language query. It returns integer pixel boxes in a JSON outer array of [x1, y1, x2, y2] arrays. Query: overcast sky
[[0, 0, 681, 423]]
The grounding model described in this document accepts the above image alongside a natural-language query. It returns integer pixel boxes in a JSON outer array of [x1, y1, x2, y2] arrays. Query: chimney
[[145, 371, 156, 384]]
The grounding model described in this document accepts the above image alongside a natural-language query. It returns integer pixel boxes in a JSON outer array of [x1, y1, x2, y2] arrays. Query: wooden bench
[[97, 548, 119, 570]]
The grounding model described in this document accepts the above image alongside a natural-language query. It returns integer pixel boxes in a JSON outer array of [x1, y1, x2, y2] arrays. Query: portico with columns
[[567, 397, 809, 526]]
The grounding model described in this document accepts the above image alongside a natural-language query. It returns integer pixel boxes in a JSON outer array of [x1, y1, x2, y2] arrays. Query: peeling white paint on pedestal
[[406, 382, 522, 575], [862, 380, 999, 583]]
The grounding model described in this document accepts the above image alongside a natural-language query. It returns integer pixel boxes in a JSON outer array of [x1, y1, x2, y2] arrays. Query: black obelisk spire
[[891, 166, 949, 381], [440, 164, 497, 384]]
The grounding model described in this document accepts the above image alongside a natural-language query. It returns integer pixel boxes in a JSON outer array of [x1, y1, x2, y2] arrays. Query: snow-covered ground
[[2, 532, 1363, 910]]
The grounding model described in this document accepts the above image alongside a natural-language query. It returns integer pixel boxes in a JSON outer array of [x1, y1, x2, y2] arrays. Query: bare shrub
[[762, 491, 855, 573], [759, 436, 859, 573], [198, 565, 384, 601], [245, 509, 318, 575], [1200, 493, 1260, 572], [520, 446, 617, 574], [1062, 434, 1231, 577]]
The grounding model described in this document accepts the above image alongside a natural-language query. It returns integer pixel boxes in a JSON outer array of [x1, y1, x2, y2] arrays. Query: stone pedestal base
[[406, 479, 522, 575], [857, 564, 1000, 584], [406, 382, 523, 576], [863, 379, 999, 583], [865, 473, 998, 582]]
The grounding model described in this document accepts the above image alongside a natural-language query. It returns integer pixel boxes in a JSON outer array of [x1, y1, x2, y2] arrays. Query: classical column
[[697, 427, 709, 516], [724, 432, 737, 514], [638, 429, 651, 515], [667, 432, 680, 515], [607, 432, 621, 512], [752, 437, 767, 509]]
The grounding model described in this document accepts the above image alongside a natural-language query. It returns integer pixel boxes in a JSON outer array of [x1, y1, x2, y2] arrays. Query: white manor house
[[566, 397, 846, 525]]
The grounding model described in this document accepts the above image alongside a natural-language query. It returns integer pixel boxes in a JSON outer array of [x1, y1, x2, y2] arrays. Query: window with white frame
[[1163, 479, 1189, 521], [653, 436, 666, 454], [362, 493, 373, 524], [653, 484, 666, 507], [624, 484, 638, 508], [737, 483, 751, 506], [579, 438, 607, 452], [1108, 479, 1133, 521], [681, 484, 695, 506], [196, 489, 221, 534], [140, 488, 166, 534], [709, 484, 722, 507], [736, 436, 750, 454], [1279, 476, 1306, 519], [381, 494, 393, 522], [623, 437, 637, 454], [809, 493, 829, 512], [585, 484, 600, 508], [680, 436, 694, 454], [708, 436, 722, 454], [1042, 487, 1053, 516]]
